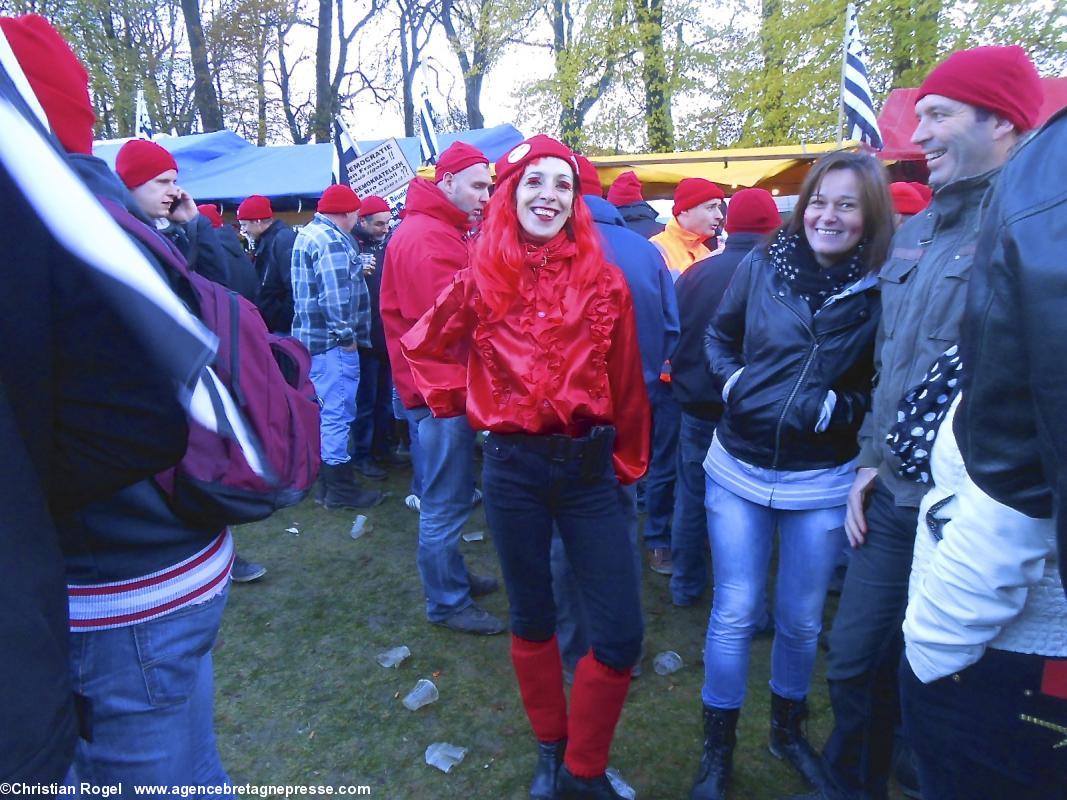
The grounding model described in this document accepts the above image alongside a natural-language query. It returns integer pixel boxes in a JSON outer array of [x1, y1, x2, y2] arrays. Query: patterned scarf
[[768, 231, 865, 312], [887, 345, 964, 484]]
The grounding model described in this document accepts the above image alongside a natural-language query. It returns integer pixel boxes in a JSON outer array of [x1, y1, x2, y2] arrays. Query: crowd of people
[[2, 10, 1065, 800]]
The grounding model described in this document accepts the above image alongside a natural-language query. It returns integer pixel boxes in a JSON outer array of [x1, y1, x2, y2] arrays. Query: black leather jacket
[[955, 107, 1067, 584], [704, 247, 880, 471]]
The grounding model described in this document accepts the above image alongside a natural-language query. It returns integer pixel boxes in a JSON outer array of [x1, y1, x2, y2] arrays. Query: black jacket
[[353, 226, 389, 355], [955, 107, 1067, 585], [1, 152, 188, 783], [704, 247, 880, 471], [165, 214, 258, 301], [615, 201, 665, 239], [671, 232, 763, 420], [253, 219, 298, 333]]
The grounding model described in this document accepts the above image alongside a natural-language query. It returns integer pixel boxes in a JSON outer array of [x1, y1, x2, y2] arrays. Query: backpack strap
[[96, 196, 191, 279]]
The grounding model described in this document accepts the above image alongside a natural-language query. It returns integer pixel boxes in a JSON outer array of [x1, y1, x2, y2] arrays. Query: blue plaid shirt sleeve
[[314, 237, 356, 346]]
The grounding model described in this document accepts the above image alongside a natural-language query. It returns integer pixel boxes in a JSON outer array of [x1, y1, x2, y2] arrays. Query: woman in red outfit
[[402, 135, 650, 800]]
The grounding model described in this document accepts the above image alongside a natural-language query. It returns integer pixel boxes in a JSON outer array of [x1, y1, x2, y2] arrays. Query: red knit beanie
[[359, 195, 390, 216], [575, 155, 603, 198], [116, 139, 178, 189], [673, 177, 725, 218], [908, 181, 933, 205], [889, 182, 926, 215], [434, 141, 489, 182], [0, 14, 96, 155], [724, 188, 781, 235], [197, 204, 223, 228], [237, 195, 273, 220], [918, 46, 1043, 132], [317, 184, 361, 214], [495, 134, 579, 185], [606, 171, 644, 206]]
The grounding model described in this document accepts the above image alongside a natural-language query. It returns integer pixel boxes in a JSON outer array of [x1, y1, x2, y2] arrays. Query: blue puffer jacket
[[585, 195, 679, 386]]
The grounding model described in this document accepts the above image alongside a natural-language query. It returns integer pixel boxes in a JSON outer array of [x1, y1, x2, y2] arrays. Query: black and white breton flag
[[332, 114, 361, 187], [416, 67, 440, 165], [135, 89, 154, 139], [0, 35, 270, 479], [842, 3, 883, 149]]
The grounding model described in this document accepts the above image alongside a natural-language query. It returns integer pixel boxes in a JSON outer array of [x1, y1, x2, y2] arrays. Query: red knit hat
[[606, 171, 644, 206], [197, 204, 223, 228], [0, 14, 95, 155], [908, 181, 933, 205], [434, 141, 489, 182], [724, 188, 781, 235], [918, 46, 1043, 132], [673, 177, 725, 218], [359, 195, 390, 216], [317, 184, 361, 214], [495, 134, 579, 186], [116, 139, 178, 189], [237, 195, 273, 220], [575, 155, 603, 197], [889, 182, 926, 215]]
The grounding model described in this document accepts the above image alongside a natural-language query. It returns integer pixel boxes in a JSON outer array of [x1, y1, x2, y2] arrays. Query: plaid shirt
[[291, 214, 371, 355]]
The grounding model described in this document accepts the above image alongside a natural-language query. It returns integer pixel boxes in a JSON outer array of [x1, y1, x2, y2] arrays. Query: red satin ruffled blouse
[[400, 240, 651, 484]]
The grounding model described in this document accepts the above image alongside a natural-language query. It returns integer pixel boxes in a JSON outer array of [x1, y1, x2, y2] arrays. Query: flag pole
[[837, 3, 852, 147]]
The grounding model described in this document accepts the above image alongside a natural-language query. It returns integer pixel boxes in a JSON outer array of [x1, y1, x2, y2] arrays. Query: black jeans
[[900, 649, 1067, 800], [823, 479, 918, 798], [482, 432, 643, 671]]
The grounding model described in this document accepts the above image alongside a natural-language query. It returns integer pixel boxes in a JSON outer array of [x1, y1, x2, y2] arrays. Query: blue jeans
[[310, 347, 359, 465], [401, 406, 427, 498], [643, 381, 681, 550], [550, 483, 642, 670], [411, 412, 476, 621], [351, 350, 394, 462], [482, 433, 643, 671], [669, 412, 717, 605], [702, 477, 845, 708], [69, 589, 230, 793], [900, 649, 1067, 800]]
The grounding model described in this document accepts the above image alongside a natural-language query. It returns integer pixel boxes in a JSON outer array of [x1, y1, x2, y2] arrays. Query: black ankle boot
[[690, 705, 739, 800], [556, 765, 622, 799], [321, 462, 384, 509], [530, 739, 566, 800], [769, 692, 829, 789]]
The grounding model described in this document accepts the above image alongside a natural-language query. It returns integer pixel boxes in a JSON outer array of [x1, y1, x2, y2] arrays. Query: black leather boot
[[556, 765, 623, 799], [321, 462, 384, 509], [690, 705, 739, 800], [769, 692, 829, 790], [530, 739, 566, 800]]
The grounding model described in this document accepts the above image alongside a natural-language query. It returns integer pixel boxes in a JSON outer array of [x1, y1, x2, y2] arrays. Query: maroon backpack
[[100, 197, 320, 529]]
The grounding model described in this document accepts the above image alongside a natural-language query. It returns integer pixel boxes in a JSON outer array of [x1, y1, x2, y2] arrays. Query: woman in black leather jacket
[[688, 152, 894, 800]]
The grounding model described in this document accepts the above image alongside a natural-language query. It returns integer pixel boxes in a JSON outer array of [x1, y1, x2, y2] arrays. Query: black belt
[[491, 425, 616, 465]]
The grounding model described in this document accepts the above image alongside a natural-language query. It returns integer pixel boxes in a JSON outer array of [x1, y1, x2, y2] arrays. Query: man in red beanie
[[116, 138, 258, 299], [607, 170, 665, 239], [349, 195, 397, 481], [789, 45, 1046, 800], [670, 188, 781, 608], [238, 194, 298, 335], [0, 13, 238, 789], [292, 184, 383, 509], [651, 177, 725, 278], [380, 140, 503, 636]]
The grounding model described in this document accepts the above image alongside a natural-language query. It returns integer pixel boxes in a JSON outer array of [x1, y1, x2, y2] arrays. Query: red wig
[[472, 159, 606, 320]]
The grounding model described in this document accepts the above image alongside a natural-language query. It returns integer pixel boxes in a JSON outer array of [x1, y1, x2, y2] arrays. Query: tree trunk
[[313, 0, 333, 142], [180, 0, 224, 131], [636, 0, 672, 150]]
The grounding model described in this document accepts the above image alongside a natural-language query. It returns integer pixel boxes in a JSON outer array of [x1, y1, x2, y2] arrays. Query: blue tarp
[[92, 125, 524, 211]]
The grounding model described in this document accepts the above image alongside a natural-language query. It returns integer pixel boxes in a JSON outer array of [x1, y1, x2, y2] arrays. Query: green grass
[[214, 464, 900, 799]]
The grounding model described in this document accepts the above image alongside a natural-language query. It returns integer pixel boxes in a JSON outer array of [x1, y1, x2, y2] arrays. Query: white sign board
[[344, 138, 416, 199]]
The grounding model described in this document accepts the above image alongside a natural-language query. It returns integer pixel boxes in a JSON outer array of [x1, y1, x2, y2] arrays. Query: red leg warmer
[[564, 651, 632, 778], [511, 634, 568, 743]]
